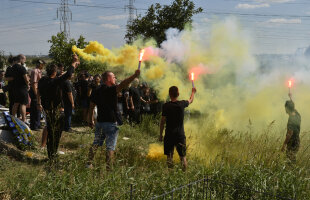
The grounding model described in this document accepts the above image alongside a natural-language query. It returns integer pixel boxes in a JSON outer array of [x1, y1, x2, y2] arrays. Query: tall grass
[[0, 116, 309, 199]]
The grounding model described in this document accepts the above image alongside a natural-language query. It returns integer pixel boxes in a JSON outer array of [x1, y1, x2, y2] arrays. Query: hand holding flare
[[138, 49, 145, 70]]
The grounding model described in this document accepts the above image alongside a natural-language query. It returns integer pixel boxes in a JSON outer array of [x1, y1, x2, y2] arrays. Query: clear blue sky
[[0, 0, 310, 55]]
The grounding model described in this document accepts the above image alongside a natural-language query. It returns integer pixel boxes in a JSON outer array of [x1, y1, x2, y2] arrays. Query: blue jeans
[[93, 122, 119, 151], [64, 103, 72, 131]]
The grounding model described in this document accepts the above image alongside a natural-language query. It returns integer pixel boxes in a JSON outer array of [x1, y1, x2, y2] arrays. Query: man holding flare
[[281, 79, 301, 163], [159, 72, 197, 171], [86, 52, 141, 170]]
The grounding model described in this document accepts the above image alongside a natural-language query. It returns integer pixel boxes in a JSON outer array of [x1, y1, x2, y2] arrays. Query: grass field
[[0, 115, 310, 199]]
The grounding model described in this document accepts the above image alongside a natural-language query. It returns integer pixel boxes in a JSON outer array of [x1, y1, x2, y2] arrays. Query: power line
[[202, 10, 310, 18], [0, 2, 29, 12], [0, 22, 56, 33], [0, 18, 55, 31], [125, 0, 136, 43], [57, 0, 75, 39], [9, 0, 141, 10], [223, 0, 310, 5]]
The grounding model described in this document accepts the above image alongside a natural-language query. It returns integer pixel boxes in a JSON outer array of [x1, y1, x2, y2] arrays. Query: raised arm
[[188, 88, 197, 104], [56, 58, 80, 84], [288, 92, 293, 101], [116, 70, 140, 93]]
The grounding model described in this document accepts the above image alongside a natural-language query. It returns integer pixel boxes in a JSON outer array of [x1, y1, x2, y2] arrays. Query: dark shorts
[[164, 135, 186, 157], [287, 138, 300, 152], [13, 88, 29, 105]]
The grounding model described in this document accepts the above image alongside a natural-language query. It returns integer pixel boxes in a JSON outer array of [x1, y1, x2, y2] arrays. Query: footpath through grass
[[0, 115, 310, 199]]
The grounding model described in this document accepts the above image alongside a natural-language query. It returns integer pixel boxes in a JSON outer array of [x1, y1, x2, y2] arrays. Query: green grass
[[0, 115, 310, 199]]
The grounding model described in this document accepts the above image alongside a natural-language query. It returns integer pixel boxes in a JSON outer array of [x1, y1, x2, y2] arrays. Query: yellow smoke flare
[[146, 143, 179, 162], [72, 41, 139, 70]]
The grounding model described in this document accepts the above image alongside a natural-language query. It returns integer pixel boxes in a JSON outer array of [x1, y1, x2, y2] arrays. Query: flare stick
[[138, 49, 145, 70], [191, 72, 195, 88]]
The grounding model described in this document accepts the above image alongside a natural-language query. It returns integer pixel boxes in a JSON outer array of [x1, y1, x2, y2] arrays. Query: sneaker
[[64, 128, 74, 133], [58, 150, 65, 155]]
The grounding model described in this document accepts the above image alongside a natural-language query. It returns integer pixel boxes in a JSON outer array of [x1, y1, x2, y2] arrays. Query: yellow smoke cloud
[[73, 41, 139, 70], [143, 56, 167, 80], [73, 18, 310, 165], [146, 143, 179, 162]]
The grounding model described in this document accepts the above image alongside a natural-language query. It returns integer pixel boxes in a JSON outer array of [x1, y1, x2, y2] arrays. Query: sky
[[0, 0, 310, 55]]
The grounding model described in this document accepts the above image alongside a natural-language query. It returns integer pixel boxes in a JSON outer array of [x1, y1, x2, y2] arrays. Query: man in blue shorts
[[159, 86, 196, 171], [87, 69, 140, 170]]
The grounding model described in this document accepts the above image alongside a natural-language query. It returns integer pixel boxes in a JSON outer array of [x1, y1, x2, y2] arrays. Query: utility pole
[[125, 0, 136, 43], [57, 0, 76, 40]]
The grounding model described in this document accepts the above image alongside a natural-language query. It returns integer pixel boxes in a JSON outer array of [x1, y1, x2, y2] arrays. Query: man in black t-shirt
[[87, 69, 140, 170], [37, 55, 79, 159], [5, 56, 17, 114], [159, 86, 196, 171], [79, 72, 90, 123], [11, 54, 29, 122], [129, 78, 141, 124], [281, 95, 301, 163], [62, 74, 76, 132], [148, 88, 160, 116]]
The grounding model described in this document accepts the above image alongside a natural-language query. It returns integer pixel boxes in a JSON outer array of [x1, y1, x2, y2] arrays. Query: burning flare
[[139, 49, 145, 61], [138, 49, 145, 70], [288, 80, 292, 88], [191, 72, 195, 88], [191, 72, 195, 81]]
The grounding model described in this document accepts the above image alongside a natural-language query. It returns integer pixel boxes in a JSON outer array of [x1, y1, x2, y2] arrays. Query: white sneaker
[[58, 151, 65, 155]]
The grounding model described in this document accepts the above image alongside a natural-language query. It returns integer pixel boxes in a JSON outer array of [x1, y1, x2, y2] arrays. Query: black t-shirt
[[62, 80, 74, 105], [38, 66, 74, 111], [141, 93, 151, 112], [12, 64, 27, 89], [150, 92, 160, 113], [79, 79, 89, 100], [89, 83, 101, 100], [162, 100, 189, 138], [5, 66, 14, 90], [287, 111, 301, 146], [129, 87, 141, 109], [91, 84, 117, 123]]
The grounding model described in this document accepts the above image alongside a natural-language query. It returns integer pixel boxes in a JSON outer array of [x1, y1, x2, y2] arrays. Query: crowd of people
[[2, 54, 163, 160], [1, 53, 300, 170]]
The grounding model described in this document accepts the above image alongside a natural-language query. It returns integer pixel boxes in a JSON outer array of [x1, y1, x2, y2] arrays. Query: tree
[[0, 50, 8, 70], [125, 0, 202, 45], [48, 32, 88, 68]]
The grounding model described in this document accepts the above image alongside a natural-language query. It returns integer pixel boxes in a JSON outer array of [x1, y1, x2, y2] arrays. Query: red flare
[[288, 80, 292, 88], [139, 49, 145, 61], [191, 72, 195, 81]]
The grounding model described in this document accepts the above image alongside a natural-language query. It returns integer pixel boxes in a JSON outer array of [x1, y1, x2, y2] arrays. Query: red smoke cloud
[[189, 63, 215, 80]]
